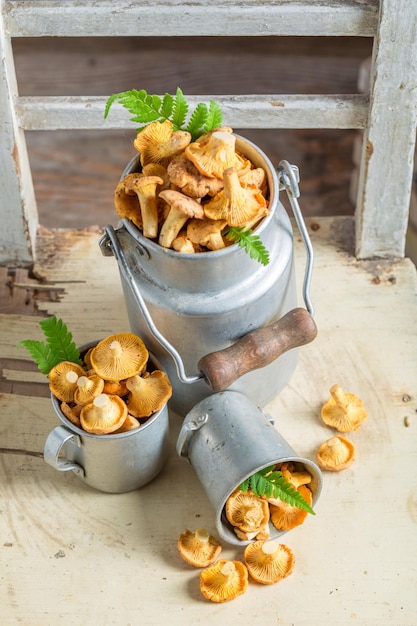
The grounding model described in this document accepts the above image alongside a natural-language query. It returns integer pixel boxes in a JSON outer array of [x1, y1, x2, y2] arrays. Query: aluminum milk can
[[100, 136, 316, 416]]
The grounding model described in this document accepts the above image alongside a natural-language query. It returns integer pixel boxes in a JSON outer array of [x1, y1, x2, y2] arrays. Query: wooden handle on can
[[198, 307, 317, 392]]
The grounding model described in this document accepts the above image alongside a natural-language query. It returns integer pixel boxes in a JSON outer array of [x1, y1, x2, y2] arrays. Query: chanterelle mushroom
[[316, 435, 356, 471], [114, 177, 143, 229], [120, 173, 164, 239], [167, 154, 224, 198], [269, 484, 312, 531], [321, 384, 368, 432], [244, 539, 295, 585], [204, 166, 269, 227], [80, 393, 128, 435], [48, 361, 86, 402], [133, 120, 191, 167], [125, 370, 172, 418], [158, 189, 205, 249], [199, 560, 248, 603], [90, 333, 148, 381], [74, 374, 105, 406], [187, 217, 228, 251], [177, 528, 222, 568], [185, 131, 248, 180], [225, 489, 270, 534]]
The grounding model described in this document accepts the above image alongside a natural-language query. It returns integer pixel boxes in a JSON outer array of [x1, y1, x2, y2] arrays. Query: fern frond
[[171, 87, 189, 130], [17, 340, 55, 376], [39, 316, 82, 366], [186, 103, 209, 140], [240, 466, 315, 515], [203, 100, 223, 134]]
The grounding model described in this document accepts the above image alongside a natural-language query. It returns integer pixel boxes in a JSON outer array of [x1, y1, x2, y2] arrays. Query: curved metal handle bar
[[104, 225, 202, 385], [278, 160, 315, 317]]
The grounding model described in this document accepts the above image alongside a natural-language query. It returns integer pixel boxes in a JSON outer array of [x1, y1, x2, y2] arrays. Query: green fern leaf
[[225, 227, 270, 266], [203, 100, 223, 134], [171, 87, 189, 130], [160, 93, 175, 119], [186, 103, 209, 140], [17, 339, 55, 376], [240, 466, 315, 515], [39, 316, 82, 366]]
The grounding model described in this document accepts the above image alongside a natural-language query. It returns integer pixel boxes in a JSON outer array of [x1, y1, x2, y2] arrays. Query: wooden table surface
[[1, 216, 417, 625]]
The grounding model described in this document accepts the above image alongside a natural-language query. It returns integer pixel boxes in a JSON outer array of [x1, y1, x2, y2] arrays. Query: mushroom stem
[[261, 538, 281, 555], [109, 340, 123, 359], [93, 394, 110, 408], [158, 206, 189, 249], [220, 561, 236, 577], [330, 384, 349, 414], [195, 528, 210, 545], [65, 370, 79, 384]]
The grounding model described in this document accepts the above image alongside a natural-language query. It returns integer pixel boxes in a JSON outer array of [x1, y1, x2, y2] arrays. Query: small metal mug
[[44, 352, 170, 493], [177, 390, 322, 545]]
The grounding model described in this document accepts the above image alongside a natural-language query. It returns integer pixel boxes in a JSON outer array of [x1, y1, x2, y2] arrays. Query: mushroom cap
[[177, 528, 222, 568], [80, 393, 128, 435], [90, 334, 148, 381], [225, 489, 270, 534], [204, 166, 269, 227], [187, 217, 227, 251], [114, 175, 143, 227], [167, 154, 224, 198], [321, 384, 368, 432], [199, 560, 248, 603], [125, 370, 172, 418], [102, 379, 128, 397], [60, 401, 82, 428], [48, 361, 86, 402], [185, 131, 247, 180], [244, 540, 295, 584], [316, 435, 356, 471], [172, 233, 196, 254], [269, 484, 312, 531], [73, 374, 105, 406], [112, 413, 141, 434], [158, 189, 205, 220], [133, 120, 191, 166]]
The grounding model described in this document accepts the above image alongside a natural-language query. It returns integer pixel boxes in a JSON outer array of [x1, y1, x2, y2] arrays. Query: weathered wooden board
[[1, 217, 416, 624]]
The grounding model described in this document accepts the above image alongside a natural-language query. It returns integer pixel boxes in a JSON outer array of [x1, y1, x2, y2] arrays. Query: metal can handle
[[43, 426, 85, 476]]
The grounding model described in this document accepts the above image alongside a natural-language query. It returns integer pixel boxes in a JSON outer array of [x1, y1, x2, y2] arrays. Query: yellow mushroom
[[269, 484, 312, 531], [225, 489, 270, 534], [199, 560, 248, 603], [185, 131, 247, 180], [177, 528, 222, 568], [133, 120, 191, 167], [125, 370, 172, 418], [112, 413, 141, 434], [73, 374, 105, 406], [187, 217, 228, 251], [60, 401, 82, 428], [244, 539, 295, 584], [158, 189, 205, 249], [321, 384, 367, 432], [114, 175, 143, 229], [80, 393, 128, 435], [316, 435, 356, 471], [102, 379, 128, 397], [204, 166, 269, 227], [48, 361, 86, 402], [167, 153, 224, 198], [90, 333, 148, 382], [116, 173, 164, 239]]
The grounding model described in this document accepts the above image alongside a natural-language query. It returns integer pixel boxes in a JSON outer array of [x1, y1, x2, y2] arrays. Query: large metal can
[[101, 136, 316, 416]]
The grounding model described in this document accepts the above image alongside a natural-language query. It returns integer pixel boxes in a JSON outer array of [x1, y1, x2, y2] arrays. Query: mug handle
[[44, 425, 85, 476]]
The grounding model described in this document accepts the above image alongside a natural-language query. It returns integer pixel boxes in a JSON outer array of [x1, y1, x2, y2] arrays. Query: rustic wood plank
[[4, 0, 379, 38], [0, 16, 37, 265], [15, 94, 369, 131], [354, 0, 417, 258], [1, 219, 416, 623]]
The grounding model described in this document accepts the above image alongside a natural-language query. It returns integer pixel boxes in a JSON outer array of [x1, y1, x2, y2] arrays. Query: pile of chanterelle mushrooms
[[114, 120, 270, 252], [48, 333, 172, 435]]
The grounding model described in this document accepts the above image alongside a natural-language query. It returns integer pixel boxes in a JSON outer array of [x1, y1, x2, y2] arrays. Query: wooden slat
[[4, 0, 379, 38], [15, 94, 369, 131], [354, 0, 417, 258], [0, 17, 37, 265]]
